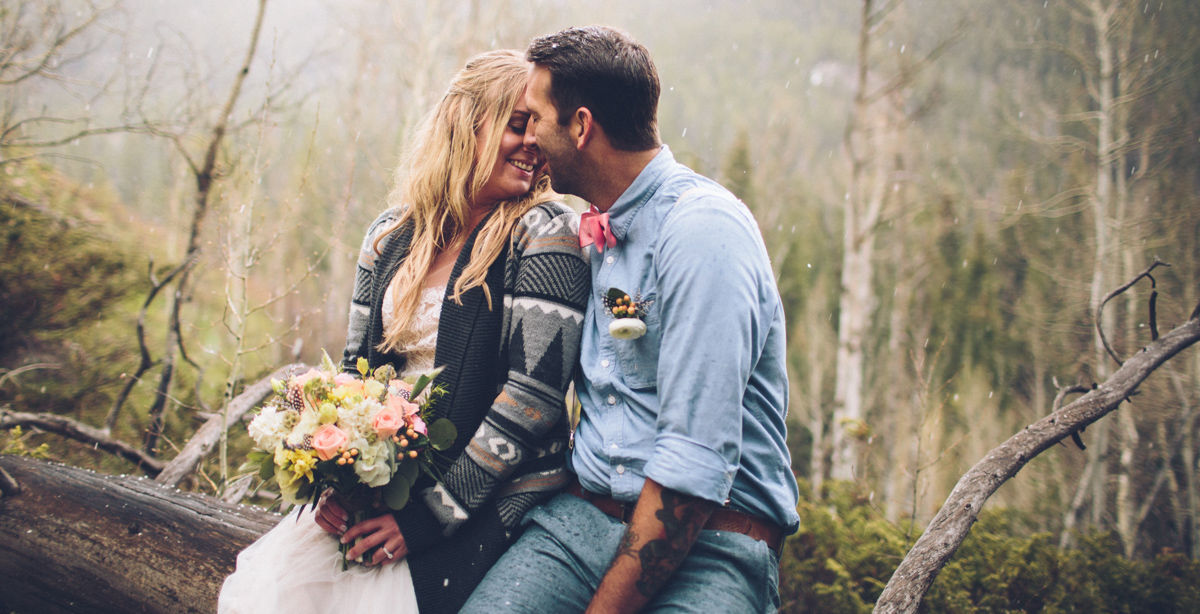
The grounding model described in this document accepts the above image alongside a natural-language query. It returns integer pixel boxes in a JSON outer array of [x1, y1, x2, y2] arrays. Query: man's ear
[[572, 106, 597, 150]]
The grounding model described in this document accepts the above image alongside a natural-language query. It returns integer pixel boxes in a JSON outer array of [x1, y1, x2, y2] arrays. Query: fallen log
[[0, 455, 278, 614]]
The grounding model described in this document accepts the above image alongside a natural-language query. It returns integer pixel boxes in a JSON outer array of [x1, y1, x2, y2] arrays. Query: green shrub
[[779, 481, 1200, 613]]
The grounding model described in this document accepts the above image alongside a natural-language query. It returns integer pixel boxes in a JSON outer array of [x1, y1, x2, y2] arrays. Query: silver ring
[[382, 546, 394, 559]]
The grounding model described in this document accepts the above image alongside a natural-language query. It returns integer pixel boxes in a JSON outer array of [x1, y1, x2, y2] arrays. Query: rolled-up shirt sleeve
[[643, 193, 761, 505]]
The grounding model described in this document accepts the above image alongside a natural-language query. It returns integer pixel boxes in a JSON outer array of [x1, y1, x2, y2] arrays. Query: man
[[461, 26, 799, 613]]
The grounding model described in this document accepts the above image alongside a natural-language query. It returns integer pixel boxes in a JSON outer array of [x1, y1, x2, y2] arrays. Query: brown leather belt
[[565, 479, 784, 554]]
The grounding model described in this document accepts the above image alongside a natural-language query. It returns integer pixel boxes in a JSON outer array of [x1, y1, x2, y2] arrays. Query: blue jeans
[[460, 493, 781, 614]]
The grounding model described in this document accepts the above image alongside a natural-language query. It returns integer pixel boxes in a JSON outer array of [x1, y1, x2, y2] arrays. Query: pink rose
[[388, 393, 421, 417], [311, 424, 349, 461], [333, 373, 357, 386], [289, 368, 324, 391], [410, 414, 427, 436], [373, 405, 405, 439]]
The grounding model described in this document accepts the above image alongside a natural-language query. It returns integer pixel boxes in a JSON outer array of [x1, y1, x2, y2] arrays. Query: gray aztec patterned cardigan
[[341, 201, 589, 614]]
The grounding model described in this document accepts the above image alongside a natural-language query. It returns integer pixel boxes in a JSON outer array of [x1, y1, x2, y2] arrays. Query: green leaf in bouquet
[[257, 453, 276, 480], [382, 473, 412, 510], [320, 349, 338, 373], [398, 455, 420, 484], [409, 366, 445, 399], [606, 287, 630, 304], [419, 459, 441, 481], [296, 480, 316, 503], [427, 418, 457, 451]]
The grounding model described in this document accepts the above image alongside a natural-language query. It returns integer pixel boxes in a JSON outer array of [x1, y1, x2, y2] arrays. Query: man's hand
[[585, 478, 716, 613]]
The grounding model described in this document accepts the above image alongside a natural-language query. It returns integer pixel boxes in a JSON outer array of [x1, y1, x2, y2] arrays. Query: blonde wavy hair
[[375, 49, 554, 354]]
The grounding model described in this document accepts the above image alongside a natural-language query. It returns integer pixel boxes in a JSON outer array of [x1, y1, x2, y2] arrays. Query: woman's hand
[[314, 489, 351, 537], [342, 513, 408, 566]]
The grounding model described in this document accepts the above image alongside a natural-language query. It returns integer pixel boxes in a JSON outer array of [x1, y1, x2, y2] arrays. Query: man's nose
[[523, 122, 538, 151]]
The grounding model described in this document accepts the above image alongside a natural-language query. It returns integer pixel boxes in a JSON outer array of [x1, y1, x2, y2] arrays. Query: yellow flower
[[363, 379, 386, 400], [357, 357, 370, 377], [287, 449, 318, 484], [318, 403, 338, 425]]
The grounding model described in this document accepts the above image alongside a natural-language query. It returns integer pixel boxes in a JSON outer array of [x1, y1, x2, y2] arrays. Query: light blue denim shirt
[[570, 145, 800, 533]]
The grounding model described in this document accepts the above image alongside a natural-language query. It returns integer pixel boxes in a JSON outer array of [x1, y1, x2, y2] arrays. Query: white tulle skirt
[[218, 508, 419, 614]]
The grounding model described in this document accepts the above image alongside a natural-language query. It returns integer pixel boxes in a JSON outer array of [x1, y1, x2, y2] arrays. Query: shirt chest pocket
[[611, 294, 661, 390]]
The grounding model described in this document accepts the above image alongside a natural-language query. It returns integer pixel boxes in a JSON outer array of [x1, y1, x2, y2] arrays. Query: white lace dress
[[218, 283, 446, 614]]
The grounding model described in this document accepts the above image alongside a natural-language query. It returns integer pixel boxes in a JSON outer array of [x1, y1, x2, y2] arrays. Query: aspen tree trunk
[[831, 0, 891, 481], [1062, 0, 1121, 543], [1111, 1, 1144, 557], [1087, 0, 1117, 531]]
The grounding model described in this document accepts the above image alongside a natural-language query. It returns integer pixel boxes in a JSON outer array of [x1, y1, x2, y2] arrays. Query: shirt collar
[[604, 145, 675, 241]]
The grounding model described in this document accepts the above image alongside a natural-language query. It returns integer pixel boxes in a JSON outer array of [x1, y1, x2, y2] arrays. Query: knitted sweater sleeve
[[394, 203, 589, 554], [340, 208, 402, 373]]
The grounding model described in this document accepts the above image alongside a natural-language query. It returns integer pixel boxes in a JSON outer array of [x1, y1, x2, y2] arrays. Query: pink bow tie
[[579, 208, 617, 253]]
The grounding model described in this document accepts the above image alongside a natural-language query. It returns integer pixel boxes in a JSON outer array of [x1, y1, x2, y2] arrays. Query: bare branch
[[873, 297, 1200, 613], [0, 3, 106, 87], [0, 409, 165, 476], [1096, 259, 1169, 367], [155, 363, 304, 487], [0, 363, 61, 389], [104, 254, 194, 431]]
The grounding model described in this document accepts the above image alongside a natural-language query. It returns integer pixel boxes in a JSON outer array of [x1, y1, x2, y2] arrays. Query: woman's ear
[[572, 106, 596, 150]]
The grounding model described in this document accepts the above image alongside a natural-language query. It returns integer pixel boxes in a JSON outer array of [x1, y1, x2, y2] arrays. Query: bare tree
[[0, 0, 145, 165], [102, 0, 270, 457], [873, 262, 1200, 614], [829, 0, 961, 481]]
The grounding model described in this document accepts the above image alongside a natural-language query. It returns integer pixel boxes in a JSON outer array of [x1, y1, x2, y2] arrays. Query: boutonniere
[[602, 287, 653, 340]]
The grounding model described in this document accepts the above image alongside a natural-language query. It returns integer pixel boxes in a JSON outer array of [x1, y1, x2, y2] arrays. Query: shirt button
[[607, 395, 617, 405], [606, 256, 614, 264], [601, 359, 610, 368], [610, 443, 618, 450], [616, 465, 626, 475]]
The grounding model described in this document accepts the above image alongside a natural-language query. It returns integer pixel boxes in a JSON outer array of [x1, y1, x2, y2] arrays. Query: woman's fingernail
[[340, 524, 347, 532]]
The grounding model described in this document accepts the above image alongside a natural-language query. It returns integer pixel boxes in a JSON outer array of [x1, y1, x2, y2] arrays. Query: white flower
[[248, 404, 287, 449], [609, 318, 647, 340], [287, 409, 321, 447], [340, 398, 382, 442], [353, 440, 393, 487]]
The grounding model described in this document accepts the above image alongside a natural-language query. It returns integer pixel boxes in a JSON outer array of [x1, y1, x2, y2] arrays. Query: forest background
[[2, 0, 1199, 612]]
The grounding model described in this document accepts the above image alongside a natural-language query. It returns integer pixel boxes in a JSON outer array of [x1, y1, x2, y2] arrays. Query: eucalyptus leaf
[[296, 480, 315, 502], [382, 474, 411, 510], [427, 418, 457, 450], [398, 456, 420, 484], [258, 453, 275, 480]]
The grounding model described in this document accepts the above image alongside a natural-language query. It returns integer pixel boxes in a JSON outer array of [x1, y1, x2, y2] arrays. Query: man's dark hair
[[526, 26, 661, 152]]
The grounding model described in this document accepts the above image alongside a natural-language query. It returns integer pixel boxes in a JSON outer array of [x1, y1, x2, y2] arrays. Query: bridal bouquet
[[246, 352, 456, 520]]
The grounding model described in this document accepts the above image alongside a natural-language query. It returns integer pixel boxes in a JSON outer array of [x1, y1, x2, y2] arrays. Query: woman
[[219, 50, 589, 614]]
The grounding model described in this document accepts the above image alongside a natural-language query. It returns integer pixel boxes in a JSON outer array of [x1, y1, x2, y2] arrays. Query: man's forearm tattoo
[[613, 488, 714, 598]]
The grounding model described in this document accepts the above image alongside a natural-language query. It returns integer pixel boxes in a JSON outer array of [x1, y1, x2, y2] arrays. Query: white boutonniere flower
[[603, 287, 653, 340]]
